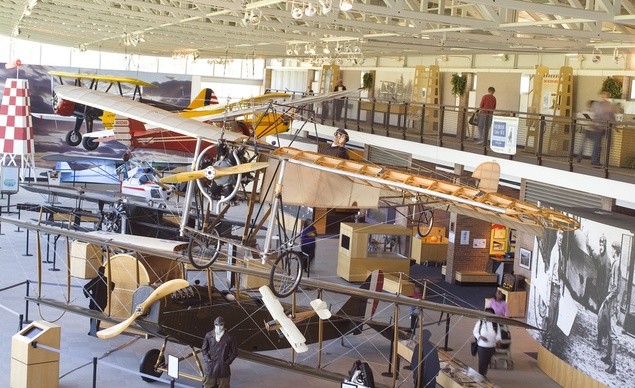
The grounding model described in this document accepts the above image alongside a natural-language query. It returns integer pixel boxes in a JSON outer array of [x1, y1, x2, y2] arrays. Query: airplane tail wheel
[[82, 136, 99, 151], [269, 251, 302, 298], [65, 130, 82, 146], [188, 228, 221, 269], [416, 209, 434, 238], [139, 348, 164, 383]]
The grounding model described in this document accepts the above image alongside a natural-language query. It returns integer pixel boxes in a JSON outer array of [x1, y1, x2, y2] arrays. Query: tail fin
[[337, 270, 384, 334], [471, 161, 500, 193], [187, 88, 219, 109]]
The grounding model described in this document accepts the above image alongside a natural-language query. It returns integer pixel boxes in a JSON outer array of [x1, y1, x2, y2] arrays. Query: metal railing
[[268, 90, 633, 184]]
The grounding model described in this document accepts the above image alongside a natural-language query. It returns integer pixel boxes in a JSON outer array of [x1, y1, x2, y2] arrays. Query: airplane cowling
[[55, 98, 75, 116]]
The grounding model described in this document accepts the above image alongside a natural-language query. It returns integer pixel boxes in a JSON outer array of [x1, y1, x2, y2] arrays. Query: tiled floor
[[0, 184, 561, 387]]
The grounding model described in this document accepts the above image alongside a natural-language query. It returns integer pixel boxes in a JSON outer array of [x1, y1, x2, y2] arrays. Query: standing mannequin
[[319, 128, 350, 159], [201, 316, 238, 388]]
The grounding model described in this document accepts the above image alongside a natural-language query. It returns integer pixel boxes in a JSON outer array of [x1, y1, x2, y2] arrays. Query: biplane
[[0, 84, 581, 384], [38, 71, 220, 150]]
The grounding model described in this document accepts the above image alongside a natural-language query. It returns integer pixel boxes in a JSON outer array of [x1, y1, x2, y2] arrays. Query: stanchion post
[[92, 357, 98, 388], [24, 280, 31, 324], [23, 228, 33, 256]]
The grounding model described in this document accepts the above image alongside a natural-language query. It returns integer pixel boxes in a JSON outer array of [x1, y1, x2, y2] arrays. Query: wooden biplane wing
[[179, 92, 292, 120], [54, 85, 243, 142], [49, 71, 156, 88], [264, 148, 579, 235]]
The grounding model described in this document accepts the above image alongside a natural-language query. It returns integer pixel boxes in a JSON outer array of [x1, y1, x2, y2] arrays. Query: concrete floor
[[0, 184, 561, 388]]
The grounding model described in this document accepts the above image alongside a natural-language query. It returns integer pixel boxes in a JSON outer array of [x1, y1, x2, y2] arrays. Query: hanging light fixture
[[339, 0, 353, 11], [323, 43, 330, 54], [319, 0, 332, 14], [305, 2, 317, 17], [291, 1, 304, 19]]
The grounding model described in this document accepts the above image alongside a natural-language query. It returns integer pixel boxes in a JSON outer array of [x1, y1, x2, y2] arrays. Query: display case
[[411, 226, 448, 265], [489, 224, 508, 255], [337, 222, 413, 282]]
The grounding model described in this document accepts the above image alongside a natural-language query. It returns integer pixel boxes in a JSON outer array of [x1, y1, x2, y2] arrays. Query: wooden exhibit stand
[[411, 226, 448, 265], [337, 222, 413, 282], [609, 125, 635, 167], [485, 287, 527, 318], [11, 321, 60, 388]]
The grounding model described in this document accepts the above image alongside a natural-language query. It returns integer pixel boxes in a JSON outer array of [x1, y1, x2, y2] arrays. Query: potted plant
[[601, 77, 622, 99], [362, 72, 374, 90], [451, 73, 467, 96]]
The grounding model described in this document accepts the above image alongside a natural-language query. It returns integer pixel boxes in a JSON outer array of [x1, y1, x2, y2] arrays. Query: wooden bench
[[455, 271, 498, 285]]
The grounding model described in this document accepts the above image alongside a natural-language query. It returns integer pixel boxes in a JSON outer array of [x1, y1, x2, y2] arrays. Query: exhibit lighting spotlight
[[305, 2, 317, 17], [319, 0, 332, 14], [249, 10, 261, 25], [323, 43, 330, 54], [340, 0, 353, 11], [308, 43, 316, 55], [291, 2, 304, 19], [286, 45, 294, 55]]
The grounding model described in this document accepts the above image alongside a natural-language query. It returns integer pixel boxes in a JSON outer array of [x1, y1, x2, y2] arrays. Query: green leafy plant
[[451, 73, 467, 96], [601, 77, 622, 99], [362, 72, 373, 90]]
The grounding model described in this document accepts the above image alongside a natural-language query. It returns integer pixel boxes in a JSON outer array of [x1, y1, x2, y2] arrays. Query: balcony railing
[[269, 90, 635, 184]]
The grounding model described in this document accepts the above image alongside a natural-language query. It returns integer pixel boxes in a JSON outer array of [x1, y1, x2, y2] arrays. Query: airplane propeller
[[96, 279, 189, 339], [159, 162, 269, 184]]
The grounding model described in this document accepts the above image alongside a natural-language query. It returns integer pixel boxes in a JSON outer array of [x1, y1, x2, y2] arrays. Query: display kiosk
[[11, 320, 60, 388], [337, 222, 413, 282]]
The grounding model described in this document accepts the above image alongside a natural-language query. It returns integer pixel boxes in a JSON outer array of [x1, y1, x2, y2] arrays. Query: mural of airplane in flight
[[3, 84, 581, 384], [34, 71, 219, 150]]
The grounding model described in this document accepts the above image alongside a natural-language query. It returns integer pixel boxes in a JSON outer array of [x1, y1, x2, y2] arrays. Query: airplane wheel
[[82, 136, 99, 150], [188, 228, 221, 269], [269, 251, 302, 298], [65, 130, 82, 146], [416, 209, 434, 238], [139, 348, 164, 382]]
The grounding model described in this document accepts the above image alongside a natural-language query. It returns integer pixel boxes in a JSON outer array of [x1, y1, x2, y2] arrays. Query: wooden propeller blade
[[96, 279, 189, 339], [213, 162, 269, 178], [160, 162, 269, 184], [160, 170, 206, 184]]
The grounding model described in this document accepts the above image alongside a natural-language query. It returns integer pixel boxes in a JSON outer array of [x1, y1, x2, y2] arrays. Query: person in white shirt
[[473, 308, 502, 377]]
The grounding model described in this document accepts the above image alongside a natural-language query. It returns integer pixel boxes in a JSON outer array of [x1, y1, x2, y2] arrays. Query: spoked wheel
[[269, 251, 303, 298], [416, 208, 434, 237], [65, 130, 82, 146], [188, 228, 221, 269], [139, 348, 164, 382]]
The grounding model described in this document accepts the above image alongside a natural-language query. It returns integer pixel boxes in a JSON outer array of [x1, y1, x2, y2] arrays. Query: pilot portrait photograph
[[526, 216, 634, 384]]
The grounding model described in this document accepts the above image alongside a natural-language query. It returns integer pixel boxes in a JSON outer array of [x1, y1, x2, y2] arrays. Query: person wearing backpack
[[472, 307, 502, 377]]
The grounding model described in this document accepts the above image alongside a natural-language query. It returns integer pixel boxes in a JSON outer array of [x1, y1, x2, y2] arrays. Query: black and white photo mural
[[527, 209, 635, 385]]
